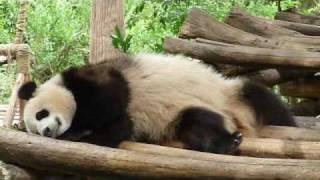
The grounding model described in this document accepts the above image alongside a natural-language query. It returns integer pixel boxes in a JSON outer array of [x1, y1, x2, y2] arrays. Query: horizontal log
[[276, 11, 320, 26], [195, 38, 262, 76], [245, 69, 314, 86], [259, 126, 320, 141], [2, 128, 320, 179], [294, 116, 320, 130], [226, 7, 320, 47], [0, 161, 35, 180], [120, 137, 320, 160], [280, 78, 320, 98], [290, 100, 320, 116], [164, 37, 320, 70], [180, 8, 306, 51], [274, 19, 320, 36]]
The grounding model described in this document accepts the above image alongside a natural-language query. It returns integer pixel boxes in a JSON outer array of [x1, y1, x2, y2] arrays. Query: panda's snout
[[43, 127, 53, 137]]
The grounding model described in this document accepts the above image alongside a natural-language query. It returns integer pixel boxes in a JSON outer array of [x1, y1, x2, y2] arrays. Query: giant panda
[[18, 53, 296, 154]]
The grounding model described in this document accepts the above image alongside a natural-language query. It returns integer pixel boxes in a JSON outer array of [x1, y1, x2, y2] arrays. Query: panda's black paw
[[227, 131, 243, 155]]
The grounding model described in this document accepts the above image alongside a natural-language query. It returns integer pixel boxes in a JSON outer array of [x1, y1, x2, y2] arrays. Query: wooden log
[[0, 161, 35, 180], [294, 116, 320, 130], [276, 11, 320, 26], [280, 78, 320, 98], [164, 37, 320, 70], [0, 128, 320, 179], [5, 73, 25, 128], [195, 38, 261, 76], [226, 6, 320, 47], [89, 0, 124, 63], [180, 8, 313, 51], [290, 100, 320, 116], [245, 69, 314, 86], [274, 19, 320, 36], [120, 138, 320, 160], [259, 126, 320, 141]]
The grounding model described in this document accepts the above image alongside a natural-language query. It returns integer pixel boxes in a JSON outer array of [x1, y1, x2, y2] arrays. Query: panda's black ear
[[18, 81, 37, 100]]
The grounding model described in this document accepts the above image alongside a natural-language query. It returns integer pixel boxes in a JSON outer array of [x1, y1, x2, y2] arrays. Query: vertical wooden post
[[89, 0, 124, 64]]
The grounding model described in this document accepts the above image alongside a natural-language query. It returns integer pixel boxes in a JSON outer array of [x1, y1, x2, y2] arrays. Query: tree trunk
[[89, 0, 124, 64], [164, 37, 320, 70], [280, 78, 320, 98], [0, 128, 320, 179]]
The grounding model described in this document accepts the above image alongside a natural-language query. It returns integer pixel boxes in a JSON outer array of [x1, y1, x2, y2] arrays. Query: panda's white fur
[[23, 81, 76, 137], [19, 53, 295, 154], [126, 54, 254, 140]]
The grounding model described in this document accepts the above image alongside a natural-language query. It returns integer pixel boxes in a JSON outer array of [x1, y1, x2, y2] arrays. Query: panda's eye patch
[[36, 109, 49, 121]]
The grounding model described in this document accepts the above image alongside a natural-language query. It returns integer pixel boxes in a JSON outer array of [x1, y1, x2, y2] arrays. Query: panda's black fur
[[19, 53, 296, 154]]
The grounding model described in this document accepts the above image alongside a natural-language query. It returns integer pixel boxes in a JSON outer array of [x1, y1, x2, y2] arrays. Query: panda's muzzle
[[43, 127, 53, 137]]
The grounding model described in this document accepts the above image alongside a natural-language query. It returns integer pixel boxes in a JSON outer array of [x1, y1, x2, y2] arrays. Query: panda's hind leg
[[175, 107, 242, 154]]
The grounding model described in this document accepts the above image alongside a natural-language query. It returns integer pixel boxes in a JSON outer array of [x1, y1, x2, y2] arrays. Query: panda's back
[[123, 54, 240, 141]]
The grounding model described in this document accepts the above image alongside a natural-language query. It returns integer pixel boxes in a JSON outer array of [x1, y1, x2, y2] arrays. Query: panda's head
[[18, 79, 76, 138]]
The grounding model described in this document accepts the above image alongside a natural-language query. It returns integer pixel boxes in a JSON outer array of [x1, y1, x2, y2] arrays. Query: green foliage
[[111, 26, 132, 53], [26, 0, 91, 82], [0, 0, 18, 43]]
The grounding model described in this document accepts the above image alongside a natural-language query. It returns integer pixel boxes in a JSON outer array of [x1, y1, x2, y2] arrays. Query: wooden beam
[[164, 37, 320, 70], [0, 128, 320, 179], [294, 116, 320, 130]]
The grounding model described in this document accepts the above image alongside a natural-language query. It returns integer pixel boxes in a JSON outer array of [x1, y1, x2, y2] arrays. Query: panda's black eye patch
[[36, 109, 49, 121]]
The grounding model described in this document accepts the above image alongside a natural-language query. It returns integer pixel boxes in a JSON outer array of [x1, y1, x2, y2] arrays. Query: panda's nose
[[43, 127, 52, 137]]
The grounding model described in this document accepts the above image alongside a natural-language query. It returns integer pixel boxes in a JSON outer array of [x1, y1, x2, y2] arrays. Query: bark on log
[[89, 0, 124, 63], [274, 19, 320, 36], [259, 126, 320, 141], [276, 11, 320, 26], [226, 7, 320, 47], [120, 138, 320, 160], [164, 37, 320, 70], [279, 78, 320, 98], [245, 69, 314, 86], [0, 128, 320, 179], [180, 8, 314, 51], [290, 100, 320, 116], [294, 116, 320, 130]]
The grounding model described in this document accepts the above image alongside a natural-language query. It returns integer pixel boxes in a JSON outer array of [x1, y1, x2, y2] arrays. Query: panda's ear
[[18, 81, 37, 100]]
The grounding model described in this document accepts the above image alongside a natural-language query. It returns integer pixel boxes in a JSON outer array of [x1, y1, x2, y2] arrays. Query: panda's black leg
[[80, 115, 133, 148], [176, 107, 242, 154]]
